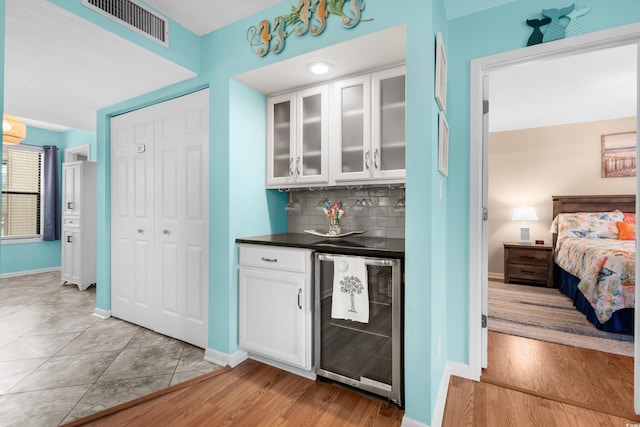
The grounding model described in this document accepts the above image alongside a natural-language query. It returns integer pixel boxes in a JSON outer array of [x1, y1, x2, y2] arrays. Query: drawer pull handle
[[520, 256, 535, 260], [298, 288, 302, 310], [67, 202, 74, 209], [521, 270, 536, 274], [67, 236, 72, 243], [261, 257, 277, 263]]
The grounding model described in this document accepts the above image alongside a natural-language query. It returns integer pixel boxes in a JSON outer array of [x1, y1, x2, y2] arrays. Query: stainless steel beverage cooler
[[314, 253, 403, 406]]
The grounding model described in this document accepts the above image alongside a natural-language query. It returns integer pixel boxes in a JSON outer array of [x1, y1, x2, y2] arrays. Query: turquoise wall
[[1, 127, 63, 275], [445, 0, 640, 364], [62, 129, 98, 162], [0, 126, 97, 275]]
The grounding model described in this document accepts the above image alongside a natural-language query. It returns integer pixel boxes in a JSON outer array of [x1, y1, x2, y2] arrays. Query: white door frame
[[469, 23, 640, 412]]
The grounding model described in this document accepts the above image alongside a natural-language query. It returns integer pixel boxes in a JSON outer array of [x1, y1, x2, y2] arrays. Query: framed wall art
[[435, 32, 447, 112], [438, 112, 449, 177], [601, 131, 636, 178]]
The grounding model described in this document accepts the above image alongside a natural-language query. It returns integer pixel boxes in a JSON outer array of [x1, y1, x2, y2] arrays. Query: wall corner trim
[[427, 361, 471, 427], [205, 348, 248, 367], [92, 307, 112, 319]]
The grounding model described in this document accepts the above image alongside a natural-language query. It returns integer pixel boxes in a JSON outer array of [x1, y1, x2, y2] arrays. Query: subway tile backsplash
[[286, 187, 405, 239]]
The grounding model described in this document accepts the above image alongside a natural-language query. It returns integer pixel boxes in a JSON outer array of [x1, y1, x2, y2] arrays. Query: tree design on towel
[[340, 275, 364, 313]]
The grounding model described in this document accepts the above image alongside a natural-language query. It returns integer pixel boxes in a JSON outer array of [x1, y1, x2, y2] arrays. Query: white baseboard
[[1, 267, 60, 279], [92, 307, 111, 320], [204, 348, 248, 368], [402, 361, 471, 427], [247, 354, 316, 381], [401, 416, 429, 427], [488, 272, 504, 281]]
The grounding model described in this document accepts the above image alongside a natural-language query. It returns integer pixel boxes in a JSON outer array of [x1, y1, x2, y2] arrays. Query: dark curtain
[[43, 145, 61, 241]]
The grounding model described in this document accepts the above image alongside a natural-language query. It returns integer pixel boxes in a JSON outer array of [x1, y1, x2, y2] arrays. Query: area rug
[[488, 280, 634, 357]]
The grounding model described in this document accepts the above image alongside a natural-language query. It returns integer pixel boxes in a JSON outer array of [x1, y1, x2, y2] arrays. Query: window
[[1, 145, 44, 240]]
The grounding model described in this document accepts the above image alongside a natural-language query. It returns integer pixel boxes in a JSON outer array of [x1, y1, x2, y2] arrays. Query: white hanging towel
[[331, 256, 369, 323]]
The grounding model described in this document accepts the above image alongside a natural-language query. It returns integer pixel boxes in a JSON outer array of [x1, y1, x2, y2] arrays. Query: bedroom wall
[[488, 116, 636, 276]]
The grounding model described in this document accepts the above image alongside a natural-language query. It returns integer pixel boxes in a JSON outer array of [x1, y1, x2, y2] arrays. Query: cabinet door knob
[[67, 236, 72, 243], [137, 229, 144, 234], [67, 202, 74, 209], [163, 229, 170, 235]]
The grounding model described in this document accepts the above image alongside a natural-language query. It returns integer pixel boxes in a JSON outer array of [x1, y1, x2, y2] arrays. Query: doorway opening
[[469, 23, 640, 414]]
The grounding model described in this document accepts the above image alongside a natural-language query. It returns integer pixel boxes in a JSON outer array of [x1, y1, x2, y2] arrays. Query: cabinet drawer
[[239, 245, 311, 273], [507, 249, 549, 266], [508, 264, 548, 282]]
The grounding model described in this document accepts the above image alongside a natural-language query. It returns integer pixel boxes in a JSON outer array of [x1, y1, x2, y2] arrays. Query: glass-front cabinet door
[[266, 87, 328, 188], [331, 75, 372, 183], [295, 85, 328, 185], [372, 66, 406, 180], [266, 93, 296, 187]]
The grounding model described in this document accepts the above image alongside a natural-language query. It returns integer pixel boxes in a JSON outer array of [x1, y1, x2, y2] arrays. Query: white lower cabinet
[[61, 161, 96, 291], [238, 244, 313, 372]]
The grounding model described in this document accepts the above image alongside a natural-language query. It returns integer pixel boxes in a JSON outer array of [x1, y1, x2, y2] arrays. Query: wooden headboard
[[551, 194, 636, 247]]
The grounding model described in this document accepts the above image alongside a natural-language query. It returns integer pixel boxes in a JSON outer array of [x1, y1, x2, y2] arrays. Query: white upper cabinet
[[266, 85, 329, 188], [371, 66, 406, 181], [331, 74, 372, 183], [267, 66, 406, 188]]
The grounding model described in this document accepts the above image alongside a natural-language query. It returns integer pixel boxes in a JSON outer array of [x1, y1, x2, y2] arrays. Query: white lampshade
[[512, 206, 538, 244], [512, 207, 538, 222]]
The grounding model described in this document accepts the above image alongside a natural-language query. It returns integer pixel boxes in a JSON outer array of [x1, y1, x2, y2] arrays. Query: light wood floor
[[66, 332, 637, 427], [67, 358, 404, 426], [443, 331, 638, 426]]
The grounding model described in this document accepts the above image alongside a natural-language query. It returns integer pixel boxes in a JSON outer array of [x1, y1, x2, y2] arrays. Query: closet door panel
[[153, 89, 209, 348], [186, 245, 204, 320], [110, 105, 155, 327], [159, 241, 179, 315]]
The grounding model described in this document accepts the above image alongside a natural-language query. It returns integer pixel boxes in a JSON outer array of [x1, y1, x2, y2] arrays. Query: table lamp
[[512, 206, 538, 244]]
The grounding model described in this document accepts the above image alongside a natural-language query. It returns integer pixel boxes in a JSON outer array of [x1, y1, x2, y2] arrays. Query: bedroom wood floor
[[443, 331, 638, 426]]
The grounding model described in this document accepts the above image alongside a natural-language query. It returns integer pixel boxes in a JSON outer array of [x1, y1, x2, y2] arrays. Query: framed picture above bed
[[601, 131, 636, 178]]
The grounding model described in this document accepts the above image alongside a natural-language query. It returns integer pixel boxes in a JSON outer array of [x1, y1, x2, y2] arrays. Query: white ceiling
[[489, 44, 637, 132], [4, 0, 637, 134], [144, 0, 281, 36]]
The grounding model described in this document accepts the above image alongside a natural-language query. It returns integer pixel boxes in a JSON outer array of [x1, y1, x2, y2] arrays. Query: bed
[[551, 195, 636, 334]]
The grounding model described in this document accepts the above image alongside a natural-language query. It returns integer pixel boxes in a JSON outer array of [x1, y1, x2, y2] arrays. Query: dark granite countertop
[[236, 233, 405, 258]]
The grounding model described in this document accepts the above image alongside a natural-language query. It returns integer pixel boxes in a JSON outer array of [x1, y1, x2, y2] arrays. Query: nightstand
[[503, 242, 554, 287]]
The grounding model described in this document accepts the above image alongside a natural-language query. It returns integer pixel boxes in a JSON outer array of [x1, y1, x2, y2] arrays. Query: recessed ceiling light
[[308, 62, 331, 75]]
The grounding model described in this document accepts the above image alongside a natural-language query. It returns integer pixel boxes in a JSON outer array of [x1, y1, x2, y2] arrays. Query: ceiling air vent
[[82, 0, 169, 47]]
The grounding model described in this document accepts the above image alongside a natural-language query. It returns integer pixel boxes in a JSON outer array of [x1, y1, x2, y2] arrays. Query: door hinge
[[483, 100, 489, 114], [482, 207, 488, 221], [481, 314, 488, 328]]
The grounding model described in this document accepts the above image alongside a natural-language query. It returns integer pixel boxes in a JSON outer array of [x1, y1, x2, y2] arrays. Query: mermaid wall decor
[[526, 4, 591, 47]]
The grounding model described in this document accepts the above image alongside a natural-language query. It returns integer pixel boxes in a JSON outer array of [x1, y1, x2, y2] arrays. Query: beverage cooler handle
[[297, 288, 302, 310], [316, 253, 397, 267]]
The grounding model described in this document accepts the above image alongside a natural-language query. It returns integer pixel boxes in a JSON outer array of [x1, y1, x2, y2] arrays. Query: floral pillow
[[550, 210, 625, 239]]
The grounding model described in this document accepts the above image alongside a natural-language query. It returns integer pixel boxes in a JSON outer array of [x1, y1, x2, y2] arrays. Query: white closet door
[[152, 89, 209, 348], [110, 105, 156, 331]]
